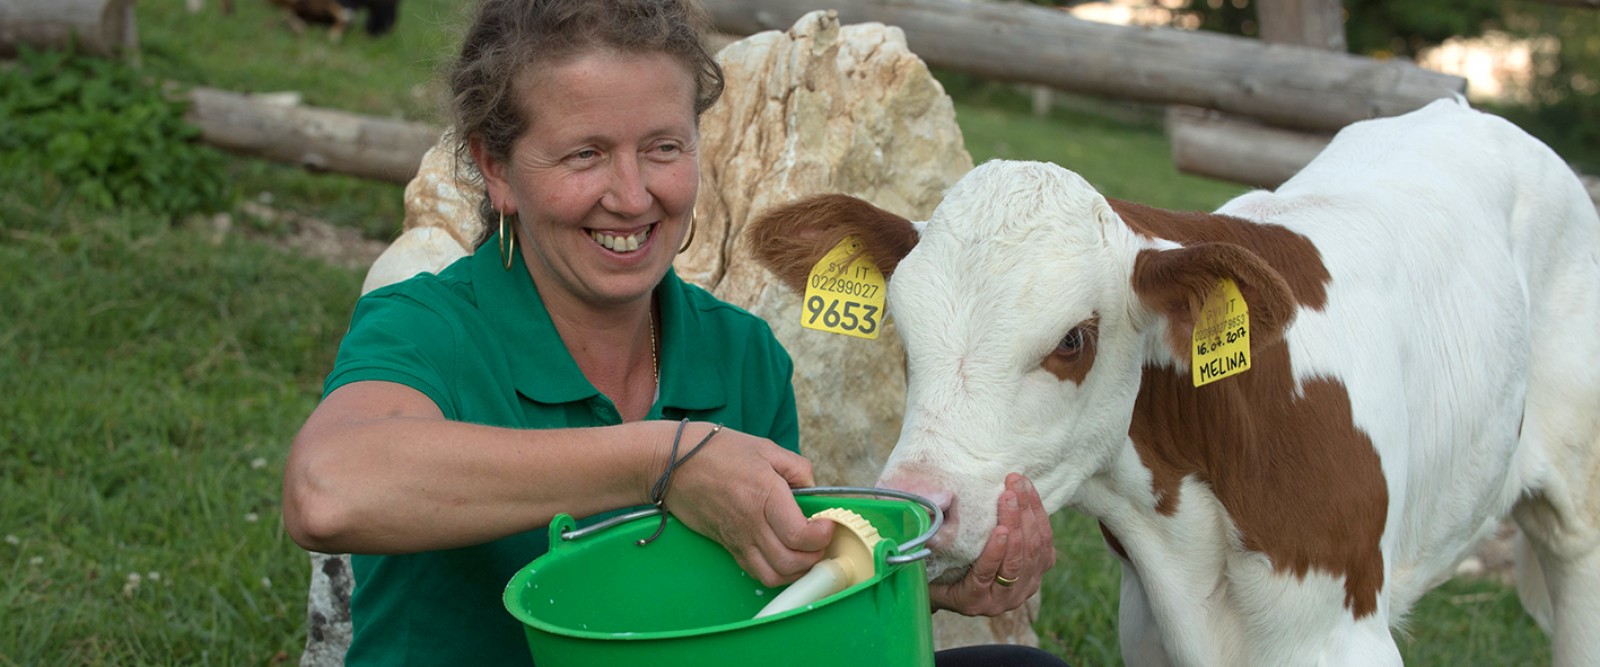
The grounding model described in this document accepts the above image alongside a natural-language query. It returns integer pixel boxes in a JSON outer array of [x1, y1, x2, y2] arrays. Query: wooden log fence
[[701, 0, 1466, 134], [1166, 106, 1330, 189], [1165, 0, 1342, 188]]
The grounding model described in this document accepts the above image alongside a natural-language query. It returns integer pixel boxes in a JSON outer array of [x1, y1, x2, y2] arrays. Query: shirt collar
[[473, 232, 727, 412], [471, 236, 596, 405], [655, 267, 727, 412]]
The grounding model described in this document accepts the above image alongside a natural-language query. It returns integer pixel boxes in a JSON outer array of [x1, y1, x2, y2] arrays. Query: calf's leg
[[1512, 374, 1600, 665]]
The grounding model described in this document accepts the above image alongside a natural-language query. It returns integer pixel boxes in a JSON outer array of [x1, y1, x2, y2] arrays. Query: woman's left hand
[[928, 473, 1056, 616]]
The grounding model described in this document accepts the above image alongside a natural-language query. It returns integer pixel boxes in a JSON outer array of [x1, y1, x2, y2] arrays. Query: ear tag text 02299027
[[801, 235, 886, 340]]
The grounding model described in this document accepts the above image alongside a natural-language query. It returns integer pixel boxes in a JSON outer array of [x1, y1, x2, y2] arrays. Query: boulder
[[685, 10, 1037, 649], [358, 140, 478, 294], [685, 10, 965, 489], [299, 550, 354, 667]]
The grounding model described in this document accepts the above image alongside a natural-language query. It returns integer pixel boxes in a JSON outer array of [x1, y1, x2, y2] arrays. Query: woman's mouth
[[589, 224, 654, 253]]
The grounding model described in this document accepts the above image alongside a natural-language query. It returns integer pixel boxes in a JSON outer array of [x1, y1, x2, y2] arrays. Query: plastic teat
[[754, 507, 881, 619]]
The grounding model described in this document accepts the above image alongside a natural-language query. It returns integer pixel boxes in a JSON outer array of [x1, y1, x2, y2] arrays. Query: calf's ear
[[745, 194, 921, 295], [1131, 243, 1296, 359]]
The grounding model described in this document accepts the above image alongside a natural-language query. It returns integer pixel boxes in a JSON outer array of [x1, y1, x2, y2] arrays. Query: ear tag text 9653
[[801, 235, 886, 340], [1191, 277, 1250, 387]]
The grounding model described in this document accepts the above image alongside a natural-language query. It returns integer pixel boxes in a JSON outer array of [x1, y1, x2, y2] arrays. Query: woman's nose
[[601, 154, 652, 216]]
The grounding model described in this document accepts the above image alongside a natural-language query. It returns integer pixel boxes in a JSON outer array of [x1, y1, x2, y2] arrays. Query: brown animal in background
[[269, 0, 399, 42]]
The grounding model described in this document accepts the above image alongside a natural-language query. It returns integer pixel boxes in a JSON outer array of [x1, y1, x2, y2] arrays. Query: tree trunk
[[183, 87, 442, 185], [0, 0, 137, 58], [700, 0, 1464, 133], [1256, 0, 1346, 51]]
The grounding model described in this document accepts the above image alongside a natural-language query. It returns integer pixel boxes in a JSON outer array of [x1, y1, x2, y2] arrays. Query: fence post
[[1255, 0, 1346, 51]]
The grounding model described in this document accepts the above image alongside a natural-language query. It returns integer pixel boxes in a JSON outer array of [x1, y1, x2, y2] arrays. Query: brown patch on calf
[[1041, 315, 1099, 385], [1116, 198, 1385, 619], [745, 194, 921, 295], [1128, 335, 1388, 619], [1111, 198, 1330, 311]]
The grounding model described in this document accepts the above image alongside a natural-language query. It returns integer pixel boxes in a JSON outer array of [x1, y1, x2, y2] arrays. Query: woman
[[282, 1, 1061, 664]]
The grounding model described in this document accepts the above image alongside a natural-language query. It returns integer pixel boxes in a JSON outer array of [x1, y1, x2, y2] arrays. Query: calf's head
[[749, 160, 1294, 578]]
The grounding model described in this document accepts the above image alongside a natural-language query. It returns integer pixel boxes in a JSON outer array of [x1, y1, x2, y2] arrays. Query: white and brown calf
[[748, 98, 1600, 665]]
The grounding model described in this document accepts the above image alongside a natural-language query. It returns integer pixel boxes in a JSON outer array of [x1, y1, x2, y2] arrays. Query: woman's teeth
[[590, 227, 651, 252]]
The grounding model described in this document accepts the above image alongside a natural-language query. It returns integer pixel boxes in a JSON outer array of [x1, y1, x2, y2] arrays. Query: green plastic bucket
[[503, 487, 939, 666]]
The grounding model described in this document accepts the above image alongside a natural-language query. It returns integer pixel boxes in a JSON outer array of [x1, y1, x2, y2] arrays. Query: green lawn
[[1, 188, 361, 665], [0, 2, 1553, 665]]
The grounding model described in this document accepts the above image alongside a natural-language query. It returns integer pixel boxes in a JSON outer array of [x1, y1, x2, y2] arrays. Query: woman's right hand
[[659, 423, 835, 587]]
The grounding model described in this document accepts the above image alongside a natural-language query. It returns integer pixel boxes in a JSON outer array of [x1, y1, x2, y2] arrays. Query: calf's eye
[[1057, 327, 1086, 355]]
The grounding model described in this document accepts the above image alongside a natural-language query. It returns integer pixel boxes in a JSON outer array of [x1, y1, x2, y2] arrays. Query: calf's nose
[[877, 474, 957, 550]]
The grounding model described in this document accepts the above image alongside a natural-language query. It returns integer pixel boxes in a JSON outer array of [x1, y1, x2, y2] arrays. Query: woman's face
[[480, 50, 699, 311]]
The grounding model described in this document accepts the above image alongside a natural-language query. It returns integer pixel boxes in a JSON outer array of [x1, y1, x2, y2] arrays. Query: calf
[[748, 98, 1600, 665]]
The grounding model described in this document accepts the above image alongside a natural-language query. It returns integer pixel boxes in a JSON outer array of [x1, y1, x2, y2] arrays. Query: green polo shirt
[[322, 234, 799, 666]]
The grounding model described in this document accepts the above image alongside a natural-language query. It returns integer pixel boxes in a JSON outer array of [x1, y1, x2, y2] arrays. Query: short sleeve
[[323, 290, 458, 416]]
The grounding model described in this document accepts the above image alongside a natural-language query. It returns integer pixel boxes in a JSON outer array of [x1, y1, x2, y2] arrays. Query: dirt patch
[[207, 200, 391, 271]]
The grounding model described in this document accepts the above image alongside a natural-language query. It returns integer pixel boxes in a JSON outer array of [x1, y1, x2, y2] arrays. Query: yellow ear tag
[[801, 235, 886, 340], [1191, 277, 1250, 387]]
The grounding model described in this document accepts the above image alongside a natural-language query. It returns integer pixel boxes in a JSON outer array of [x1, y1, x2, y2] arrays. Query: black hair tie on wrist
[[637, 418, 724, 546]]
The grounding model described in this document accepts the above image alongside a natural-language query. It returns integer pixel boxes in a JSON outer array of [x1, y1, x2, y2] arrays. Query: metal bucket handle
[[560, 486, 943, 565]]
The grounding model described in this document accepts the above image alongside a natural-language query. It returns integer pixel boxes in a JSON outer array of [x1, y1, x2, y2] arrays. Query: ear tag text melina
[[1191, 277, 1251, 387], [801, 235, 887, 340]]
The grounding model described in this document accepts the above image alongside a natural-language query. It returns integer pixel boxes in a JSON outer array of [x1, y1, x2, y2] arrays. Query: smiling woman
[[280, 2, 840, 665]]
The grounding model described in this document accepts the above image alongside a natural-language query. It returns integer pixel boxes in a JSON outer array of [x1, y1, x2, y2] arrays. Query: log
[[1166, 106, 1600, 219], [0, 0, 137, 58], [1166, 105, 1330, 189], [183, 87, 441, 184], [701, 0, 1465, 133], [1168, 0, 1342, 185]]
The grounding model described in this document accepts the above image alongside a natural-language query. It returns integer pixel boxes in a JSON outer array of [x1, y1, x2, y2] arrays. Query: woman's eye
[[1057, 328, 1085, 355]]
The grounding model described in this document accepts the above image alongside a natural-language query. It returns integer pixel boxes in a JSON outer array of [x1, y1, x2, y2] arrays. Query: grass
[[1, 173, 362, 665], [0, 3, 1553, 666], [941, 74, 1246, 213], [137, 0, 467, 240], [139, 0, 459, 120]]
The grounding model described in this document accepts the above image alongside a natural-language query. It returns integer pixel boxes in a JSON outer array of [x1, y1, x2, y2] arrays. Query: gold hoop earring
[[677, 212, 696, 255], [499, 210, 517, 271]]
